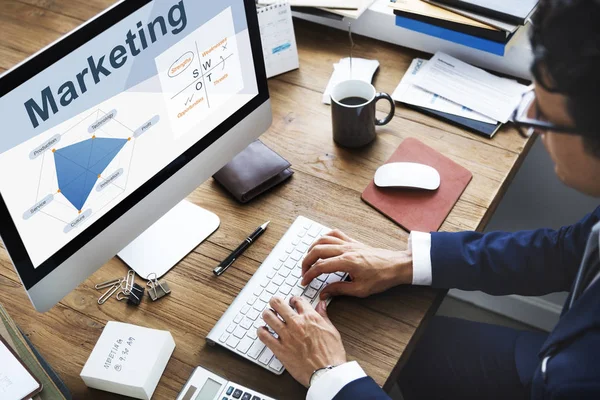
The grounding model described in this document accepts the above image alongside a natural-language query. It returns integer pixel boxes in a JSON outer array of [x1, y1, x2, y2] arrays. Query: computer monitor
[[0, 0, 271, 312]]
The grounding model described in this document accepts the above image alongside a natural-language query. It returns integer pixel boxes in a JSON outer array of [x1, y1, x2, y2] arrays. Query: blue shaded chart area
[[53, 137, 128, 211]]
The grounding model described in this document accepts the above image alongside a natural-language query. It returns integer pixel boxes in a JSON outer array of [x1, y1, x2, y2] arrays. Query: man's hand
[[301, 229, 413, 299], [257, 296, 347, 388]]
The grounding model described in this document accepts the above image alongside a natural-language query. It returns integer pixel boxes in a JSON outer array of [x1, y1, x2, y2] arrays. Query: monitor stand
[[117, 200, 220, 279]]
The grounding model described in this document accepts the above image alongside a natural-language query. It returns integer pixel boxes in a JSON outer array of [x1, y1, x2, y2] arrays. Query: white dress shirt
[[306, 232, 433, 399]]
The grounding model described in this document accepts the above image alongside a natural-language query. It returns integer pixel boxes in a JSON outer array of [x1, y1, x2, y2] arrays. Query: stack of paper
[[393, 52, 528, 137]]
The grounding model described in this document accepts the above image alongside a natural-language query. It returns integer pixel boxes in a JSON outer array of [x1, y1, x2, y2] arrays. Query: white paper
[[258, 0, 361, 9], [323, 57, 380, 104], [258, 3, 300, 79], [393, 58, 497, 124], [412, 52, 527, 123], [0, 341, 39, 400]]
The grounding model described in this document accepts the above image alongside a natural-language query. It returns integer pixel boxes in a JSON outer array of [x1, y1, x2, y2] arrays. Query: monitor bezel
[[0, 0, 269, 290]]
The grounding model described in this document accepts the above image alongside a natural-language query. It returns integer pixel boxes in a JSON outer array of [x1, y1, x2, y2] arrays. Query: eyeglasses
[[511, 85, 590, 138]]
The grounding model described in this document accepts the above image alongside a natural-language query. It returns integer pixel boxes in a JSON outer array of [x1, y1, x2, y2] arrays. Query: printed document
[[412, 52, 527, 123], [393, 58, 497, 124]]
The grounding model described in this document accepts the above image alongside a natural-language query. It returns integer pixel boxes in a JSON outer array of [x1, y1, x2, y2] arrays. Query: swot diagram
[[155, 7, 244, 139], [23, 109, 159, 234]]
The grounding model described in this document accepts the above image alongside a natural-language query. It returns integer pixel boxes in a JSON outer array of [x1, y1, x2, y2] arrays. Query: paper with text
[[412, 52, 527, 123], [0, 341, 40, 400]]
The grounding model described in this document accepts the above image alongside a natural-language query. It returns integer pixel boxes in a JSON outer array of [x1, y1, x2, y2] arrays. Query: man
[[257, 0, 600, 398]]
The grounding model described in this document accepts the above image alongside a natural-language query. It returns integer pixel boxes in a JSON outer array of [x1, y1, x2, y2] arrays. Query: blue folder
[[395, 15, 507, 56]]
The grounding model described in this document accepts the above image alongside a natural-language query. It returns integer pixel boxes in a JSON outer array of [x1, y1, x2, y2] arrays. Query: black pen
[[213, 221, 270, 276]]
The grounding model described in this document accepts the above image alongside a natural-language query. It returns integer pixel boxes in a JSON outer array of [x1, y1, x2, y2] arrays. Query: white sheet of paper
[[258, 0, 361, 9], [0, 341, 39, 400], [323, 58, 380, 104], [257, 3, 300, 79], [393, 58, 497, 124], [412, 52, 527, 123]]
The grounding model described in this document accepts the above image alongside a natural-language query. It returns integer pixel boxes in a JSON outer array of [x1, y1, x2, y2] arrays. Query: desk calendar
[[257, 2, 300, 78]]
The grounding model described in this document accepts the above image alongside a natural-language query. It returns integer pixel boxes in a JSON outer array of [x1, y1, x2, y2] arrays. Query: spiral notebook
[[257, 2, 300, 78]]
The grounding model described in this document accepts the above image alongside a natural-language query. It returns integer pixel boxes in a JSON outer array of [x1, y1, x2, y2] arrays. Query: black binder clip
[[147, 273, 171, 301], [117, 283, 145, 306]]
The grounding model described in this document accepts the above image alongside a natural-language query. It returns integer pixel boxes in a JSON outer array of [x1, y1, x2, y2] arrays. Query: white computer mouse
[[374, 162, 441, 190]]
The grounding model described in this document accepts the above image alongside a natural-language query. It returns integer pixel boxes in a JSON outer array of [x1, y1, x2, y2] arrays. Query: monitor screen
[[0, 0, 266, 288]]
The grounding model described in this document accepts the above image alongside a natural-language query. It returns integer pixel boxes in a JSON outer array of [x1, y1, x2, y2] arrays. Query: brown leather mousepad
[[362, 137, 473, 233]]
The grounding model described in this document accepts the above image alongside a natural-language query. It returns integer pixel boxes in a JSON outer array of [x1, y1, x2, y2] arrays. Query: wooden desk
[[0, 1, 531, 398]]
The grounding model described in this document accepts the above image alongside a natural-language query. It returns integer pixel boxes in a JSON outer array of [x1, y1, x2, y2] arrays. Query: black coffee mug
[[331, 80, 396, 148]]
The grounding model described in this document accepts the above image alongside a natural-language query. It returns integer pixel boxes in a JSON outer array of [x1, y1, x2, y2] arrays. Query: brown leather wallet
[[213, 140, 293, 203]]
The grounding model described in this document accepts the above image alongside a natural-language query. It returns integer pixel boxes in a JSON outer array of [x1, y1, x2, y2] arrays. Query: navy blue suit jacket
[[334, 206, 600, 400]]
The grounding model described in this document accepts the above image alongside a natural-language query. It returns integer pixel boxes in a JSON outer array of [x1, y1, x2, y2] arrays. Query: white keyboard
[[206, 216, 348, 375]]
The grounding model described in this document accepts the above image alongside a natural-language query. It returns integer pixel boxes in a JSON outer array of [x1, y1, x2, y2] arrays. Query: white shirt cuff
[[408, 231, 433, 286], [306, 361, 367, 400]]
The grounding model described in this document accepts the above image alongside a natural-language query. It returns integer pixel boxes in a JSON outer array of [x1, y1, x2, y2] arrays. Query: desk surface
[[0, 1, 531, 398]]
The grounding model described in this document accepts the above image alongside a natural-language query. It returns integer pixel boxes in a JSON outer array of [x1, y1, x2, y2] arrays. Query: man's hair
[[531, 0, 600, 157]]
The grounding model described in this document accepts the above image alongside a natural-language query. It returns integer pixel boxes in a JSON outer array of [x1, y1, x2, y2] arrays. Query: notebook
[[362, 138, 472, 232], [0, 336, 42, 400], [407, 105, 502, 138], [433, 0, 538, 25]]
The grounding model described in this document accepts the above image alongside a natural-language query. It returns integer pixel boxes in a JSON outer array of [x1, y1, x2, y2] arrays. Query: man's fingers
[[307, 235, 346, 254], [320, 281, 358, 299], [326, 229, 357, 243], [269, 296, 295, 322], [257, 326, 280, 351], [302, 256, 350, 286], [290, 296, 311, 314], [315, 301, 331, 322], [262, 308, 285, 333], [302, 244, 346, 276]]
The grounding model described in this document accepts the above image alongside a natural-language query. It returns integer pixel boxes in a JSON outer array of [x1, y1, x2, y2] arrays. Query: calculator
[[177, 366, 276, 400]]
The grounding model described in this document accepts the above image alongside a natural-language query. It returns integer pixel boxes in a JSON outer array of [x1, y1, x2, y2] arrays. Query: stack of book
[[257, 0, 376, 20], [0, 304, 71, 400], [390, 0, 538, 56]]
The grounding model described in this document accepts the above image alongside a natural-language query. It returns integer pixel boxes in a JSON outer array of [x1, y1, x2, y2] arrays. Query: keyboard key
[[219, 332, 230, 343], [242, 393, 252, 400], [259, 347, 274, 365], [297, 280, 307, 289], [259, 291, 272, 304], [290, 250, 303, 261], [291, 286, 303, 297], [260, 278, 270, 287], [240, 317, 254, 330], [233, 389, 243, 399], [272, 275, 285, 285], [253, 300, 267, 312], [297, 243, 309, 253], [316, 274, 328, 282], [253, 287, 263, 297], [227, 386, 235, 395], [326, 274, 344, 284], [292, 237, 300, 246], [302, 236, 313, 246], [273, 262, 283, 271], [309, 279, 323, 290], [279, 253, 288, 262], [266, 269, 276, 279], [278, 268, 291, 278], [227, 323, 236, 333], [226, 336, 240, 348], [291, 267, 302, 278], [241, 305, 250, 314], [251, 396, 261, 400], [234, 314, 243, 323], [248, 340, 265, 359], [279, 284, 293, 295], [285, 245, 294, 254], [237, 336, 254, 354], [335, 271, 345, 277], [247, 308, 260, 320], [285, 275, 298, 286], [303, 287, 318, 299], [233, 326, 247, 339], [254, 317, 264, 328], [247, 328, 258, 340], [266, 283, 279, 294], [269, 357, 284, 372], [308, 226, 321, 237], [284, 258, 296, 269], [302, 220, 312, 230], [298, 229, 307, 238], [246, 296, 257, 306]]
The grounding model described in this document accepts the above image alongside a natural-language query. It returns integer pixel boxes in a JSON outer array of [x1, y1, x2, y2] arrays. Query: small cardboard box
[[81, 322, 175, 399]]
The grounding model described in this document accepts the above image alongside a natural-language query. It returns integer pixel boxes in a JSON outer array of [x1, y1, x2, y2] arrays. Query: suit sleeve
[[332, 377, 392, 400], [430, 206, 600, 296]]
